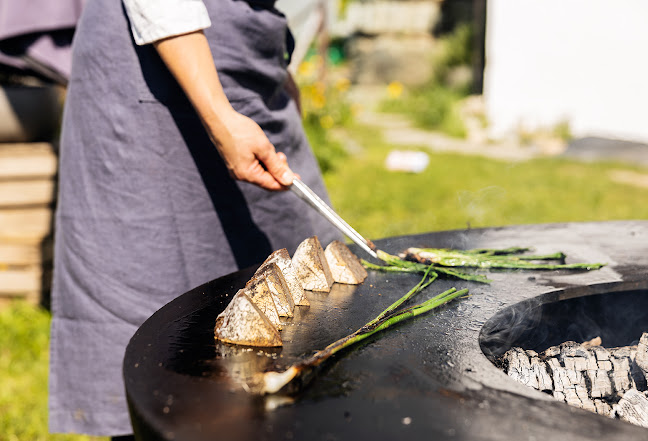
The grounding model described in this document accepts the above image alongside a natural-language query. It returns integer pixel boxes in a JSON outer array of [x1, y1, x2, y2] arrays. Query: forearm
[[152, 30, 294, 190], [153, 30, 233, 145]]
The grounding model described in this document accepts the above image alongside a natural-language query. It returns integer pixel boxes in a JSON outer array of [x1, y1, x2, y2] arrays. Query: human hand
[[152, 31, 295, 191], [211, 109, 295, 191]]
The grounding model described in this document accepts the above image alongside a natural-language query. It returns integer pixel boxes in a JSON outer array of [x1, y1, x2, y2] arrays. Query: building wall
[[484, 0, 648, 143]]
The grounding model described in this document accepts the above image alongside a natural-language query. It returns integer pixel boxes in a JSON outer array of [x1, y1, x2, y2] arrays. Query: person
[[48, 0, 342, 437]]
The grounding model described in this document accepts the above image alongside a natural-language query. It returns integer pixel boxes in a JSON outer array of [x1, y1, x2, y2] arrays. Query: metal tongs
[[290, 177, 378, 259]]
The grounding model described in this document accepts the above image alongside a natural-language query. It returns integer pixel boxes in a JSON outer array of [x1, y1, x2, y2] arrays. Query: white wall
[[277, 0, 332, 71], [484, 0, 648, 142]]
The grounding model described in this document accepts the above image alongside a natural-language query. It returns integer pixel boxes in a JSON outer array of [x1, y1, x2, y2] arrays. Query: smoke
[[479, 288, 648, 362], [457, 186, 506, 226], [479, 297, 545, 361]]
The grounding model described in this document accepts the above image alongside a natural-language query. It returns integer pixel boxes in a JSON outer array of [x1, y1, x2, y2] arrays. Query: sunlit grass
[[322, 124, 648, 240], [0, 302, 107, 441]]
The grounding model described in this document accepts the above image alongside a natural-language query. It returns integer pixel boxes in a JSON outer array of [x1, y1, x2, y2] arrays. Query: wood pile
[[0, 142, 57, 306], [503, 333, 648, 428]]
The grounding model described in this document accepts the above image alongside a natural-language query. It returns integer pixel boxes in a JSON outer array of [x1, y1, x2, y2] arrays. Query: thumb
[[261, 150, 295, 187]]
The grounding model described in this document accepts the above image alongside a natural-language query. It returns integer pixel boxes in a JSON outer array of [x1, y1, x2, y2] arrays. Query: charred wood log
[[613, 389, 648, 428], [636, 333, 648, 383], [502, 333, 648, 427]]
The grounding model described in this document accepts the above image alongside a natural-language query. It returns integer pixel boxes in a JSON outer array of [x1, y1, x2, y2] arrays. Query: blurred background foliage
[[379, 23, 474, 138], [297, 45, 354, 173]]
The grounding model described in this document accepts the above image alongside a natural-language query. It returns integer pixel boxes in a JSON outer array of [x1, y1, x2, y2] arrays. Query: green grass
[[0, 301, 106, 441], [322, 124, 648, 239], [380, 84, 468, 138]]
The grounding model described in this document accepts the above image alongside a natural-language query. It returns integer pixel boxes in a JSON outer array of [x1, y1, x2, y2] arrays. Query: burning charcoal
[[542, 345, 560, 358], [635, 333, 648, 380], [591, 346, 613, 371], [588, 369, 614, 399], [502, 332, 648, 426], [613, 389, 648, 428], [530, 354, 554, 391], [504, 347, 536, 389], [559, 341, 593, 371], [553, 390, 565, 401], [594, 399, 613, 417], [610, 346, 637, 361], [503, 348, 553, 392], [545, 358, 567, 393], [575, 386, 597, 413], [610, 354, 634, 394], [563, 386, 596, 412]]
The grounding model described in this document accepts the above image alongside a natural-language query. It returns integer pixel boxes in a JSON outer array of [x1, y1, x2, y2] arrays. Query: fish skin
[[214, 291, 282, 347], [291, 236, 334, 292]]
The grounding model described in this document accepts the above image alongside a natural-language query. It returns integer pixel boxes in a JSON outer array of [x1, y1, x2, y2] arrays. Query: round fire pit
[[125, 221, 648, 441], [480, 288, 648, 359]]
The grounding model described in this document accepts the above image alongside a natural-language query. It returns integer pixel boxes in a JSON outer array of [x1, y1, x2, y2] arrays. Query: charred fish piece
[[261, 248, 309, 307], [251, 262, 294, 317], [325, 240, 368, 285], [243, 278, 282, 330], [292, 236, 334, 292], [214, 291, 282, 347]]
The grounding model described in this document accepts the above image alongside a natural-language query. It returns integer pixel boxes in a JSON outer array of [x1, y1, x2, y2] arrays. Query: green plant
[[323, 123, 648, 240], [0, 301, 106, 441], [379, 24, 475, 138], [297, 55, 355, 173], [381, 83, 468, 138]]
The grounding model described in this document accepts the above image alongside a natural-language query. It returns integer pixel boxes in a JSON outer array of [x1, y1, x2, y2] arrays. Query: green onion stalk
[[249, 266, 468, 395], [362, 247, 605, 283]]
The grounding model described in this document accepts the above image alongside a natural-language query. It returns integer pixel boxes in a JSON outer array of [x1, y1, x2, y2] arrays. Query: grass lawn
[[0, 302, 106, 441], [323, 124, 648, 239], [3, 122, 648, 441]]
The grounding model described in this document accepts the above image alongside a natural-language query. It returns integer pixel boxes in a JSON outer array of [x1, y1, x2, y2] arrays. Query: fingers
[[242, 159, 285, 191], [232, 146, 294, 191], [258, 148, 295, 187], [210, 110, 295, 191]]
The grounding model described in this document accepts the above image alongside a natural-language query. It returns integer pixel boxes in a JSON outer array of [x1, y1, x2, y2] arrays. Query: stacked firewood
[[503, 333, 648, 428], [0, 142, 57, 306]]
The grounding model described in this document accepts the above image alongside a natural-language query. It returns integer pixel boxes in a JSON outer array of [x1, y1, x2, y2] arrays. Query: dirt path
[[346, 85, 566, 163]]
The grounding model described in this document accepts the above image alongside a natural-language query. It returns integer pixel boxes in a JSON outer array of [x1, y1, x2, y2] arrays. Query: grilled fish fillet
[[324, 240, 368, 284], [243, 278, 282, 330], [214, 291, 282, 347], [261, 248, 309, 307], [291, 236, 334, 292], [251, 262, 295, 317]]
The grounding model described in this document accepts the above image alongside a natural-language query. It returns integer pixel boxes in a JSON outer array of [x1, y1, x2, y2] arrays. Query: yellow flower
[[334, 77, 350, 92], [387, 81, 404, 99], [319, 115, 335, 129], [298, 60, 315, 77], [314, 81, 326, 95], [311, 93, 326, 110]]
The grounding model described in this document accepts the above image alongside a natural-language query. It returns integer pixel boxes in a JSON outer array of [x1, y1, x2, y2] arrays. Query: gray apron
[[48, 0, 341, 435]]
